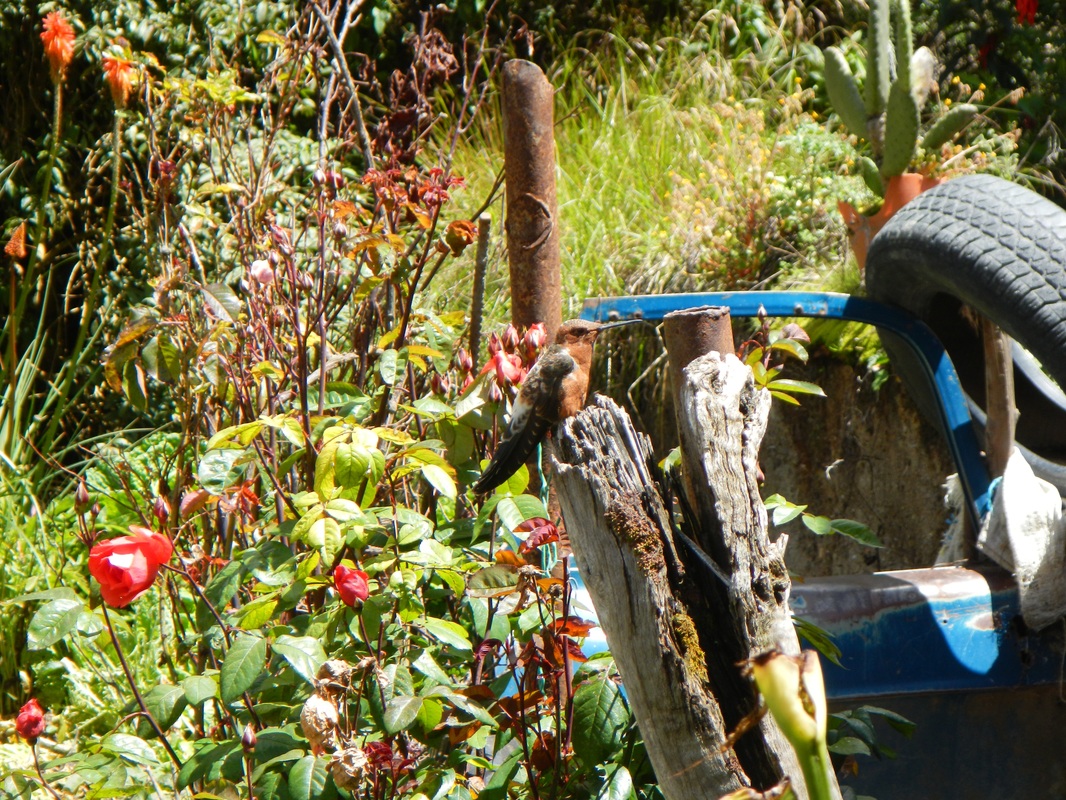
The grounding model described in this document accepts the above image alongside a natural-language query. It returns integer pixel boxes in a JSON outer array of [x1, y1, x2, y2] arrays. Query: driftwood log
[[553, 352, 840, 800]]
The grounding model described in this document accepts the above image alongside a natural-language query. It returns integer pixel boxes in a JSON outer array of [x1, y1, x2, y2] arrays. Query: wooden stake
[[502, 59, 562, 339]]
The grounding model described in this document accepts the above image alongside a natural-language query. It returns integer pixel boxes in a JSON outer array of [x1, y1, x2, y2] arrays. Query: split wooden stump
[[552, 312, 841, 800]]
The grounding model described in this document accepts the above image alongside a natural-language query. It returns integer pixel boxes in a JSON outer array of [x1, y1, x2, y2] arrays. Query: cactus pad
[[921, 104, 980, 152], [824, 48, 869, 138], [882, 79, 920, 177]]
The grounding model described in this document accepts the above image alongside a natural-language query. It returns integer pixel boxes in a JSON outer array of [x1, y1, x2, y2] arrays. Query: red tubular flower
[[41, 11, 75, 82], [501, 324, 520, 352], [334, 565, 370, 607], [522, 322, 548, 360], [490, 352, 523, 386], [1016, 0, 1037, 25], [102, 54, 135, 106], [88, 526, 173, 607], [16, 699, 46, 742]]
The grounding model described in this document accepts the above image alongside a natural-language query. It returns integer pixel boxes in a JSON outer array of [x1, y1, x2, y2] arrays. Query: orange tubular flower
[[41, 11, 75, 83], [102, 54, 135, 107]]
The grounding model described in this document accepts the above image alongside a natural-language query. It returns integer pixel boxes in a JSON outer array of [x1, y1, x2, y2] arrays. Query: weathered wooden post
[[501, 59, 562, 340], [552, 308, 841, 800]]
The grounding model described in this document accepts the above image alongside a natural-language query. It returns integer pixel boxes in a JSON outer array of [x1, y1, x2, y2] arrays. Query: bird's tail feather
[[473, 414, 552, 494]]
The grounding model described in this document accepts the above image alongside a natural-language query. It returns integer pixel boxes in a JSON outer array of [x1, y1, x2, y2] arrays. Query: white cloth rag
[[976, 448, 1066, 631]]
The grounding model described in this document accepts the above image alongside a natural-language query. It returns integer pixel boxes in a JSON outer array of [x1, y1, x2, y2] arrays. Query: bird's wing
[[473, 347, 573, 494]]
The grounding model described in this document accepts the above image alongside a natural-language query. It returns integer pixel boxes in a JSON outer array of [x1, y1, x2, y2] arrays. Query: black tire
[[865, 173, 1066, 490]]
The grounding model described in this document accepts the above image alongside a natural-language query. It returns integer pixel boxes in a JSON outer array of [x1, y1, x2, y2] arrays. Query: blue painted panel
[[791, 567, 1060, 698]]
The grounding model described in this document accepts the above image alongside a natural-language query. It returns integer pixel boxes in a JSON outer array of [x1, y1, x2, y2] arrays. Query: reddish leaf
[[494, 549, 525, 567], [549, 616, 596, 637], [447, 722, 483, 746], [518, 518, 560, 554], [474, 639, 502, 661]]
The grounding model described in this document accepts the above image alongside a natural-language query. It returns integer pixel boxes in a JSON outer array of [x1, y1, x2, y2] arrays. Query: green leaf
[[333, 441, 372, 490], [830, 518, 883, 547], [306, 517, 344, 563], [802, 515, 833, 536], [571, 679, 628, 766], [466, 564, 520, 598], [289, 755, 335, 800], [595, 766, 635, 800], [220, 634, 268, 703], [5, 587, 78, 605], [182, 675, 218, 705], [416, 697, 444, 735], [235, 595, 278, 629], [198, 448, 246, 494], [103, 733, 159, 765], [861, 705, 916, 737], [496, 494, 550, 531], [828, 736, 872, 756], [794, 618, 842, 667], [769, 500, 806, 526], [27, 598, 83, 650], [421, 617, 472, 653], [411, 649, 454, 686], [384, 695, 423, 734], [254, 726, 306, 763], [122, 360, 148, 412], [241, 540, 298, 586], [422, 463, 457, 498], [207, 421, 265, 450], [377, 349, 407, 386], [273, 635, 327, 687], [136, 684, 188, 739], [769, 338, 809, 362], [197, 560, 245, 629], [765, 379, 826, 397], [202, 282, 243, 323], [177, 741, 241, 789], [478, 751, 522, 800]]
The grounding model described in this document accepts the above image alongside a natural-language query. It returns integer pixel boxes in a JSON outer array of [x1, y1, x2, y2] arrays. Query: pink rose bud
[[249, 259, 275, 286]]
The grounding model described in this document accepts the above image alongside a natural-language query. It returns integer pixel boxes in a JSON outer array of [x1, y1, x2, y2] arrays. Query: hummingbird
[[473, 317, 639, 494]]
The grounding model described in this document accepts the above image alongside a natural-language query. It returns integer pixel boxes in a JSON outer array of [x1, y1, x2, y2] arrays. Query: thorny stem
[[101, 604, 183, 768], [310, 0, 374, 171], [31, 745, 63, 800]]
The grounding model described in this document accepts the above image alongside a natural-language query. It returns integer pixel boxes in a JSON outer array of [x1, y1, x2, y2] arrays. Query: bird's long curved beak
[[596, 317, 644, 331]]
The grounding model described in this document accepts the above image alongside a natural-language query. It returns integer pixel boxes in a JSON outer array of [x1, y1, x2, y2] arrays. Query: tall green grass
[[438, 11, 871, 321]]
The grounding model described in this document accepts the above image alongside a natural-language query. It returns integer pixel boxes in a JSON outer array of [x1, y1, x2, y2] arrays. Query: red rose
[[88, 526, 173, 608], [333, 565, 370, 607], [16, 698, 45, 742]]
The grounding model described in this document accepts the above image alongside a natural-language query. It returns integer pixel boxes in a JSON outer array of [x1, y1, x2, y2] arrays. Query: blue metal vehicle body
[[579, 292, 1066, 798]]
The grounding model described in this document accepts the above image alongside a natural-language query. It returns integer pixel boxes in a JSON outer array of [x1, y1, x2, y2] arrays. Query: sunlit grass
[[435, 11, 872, 324]]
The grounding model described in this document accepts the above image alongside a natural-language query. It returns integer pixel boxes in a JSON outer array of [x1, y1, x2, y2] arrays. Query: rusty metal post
[[502, 59, 562, 339], [662, 306, 735, 405], [981, 317, 1017, 479]]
